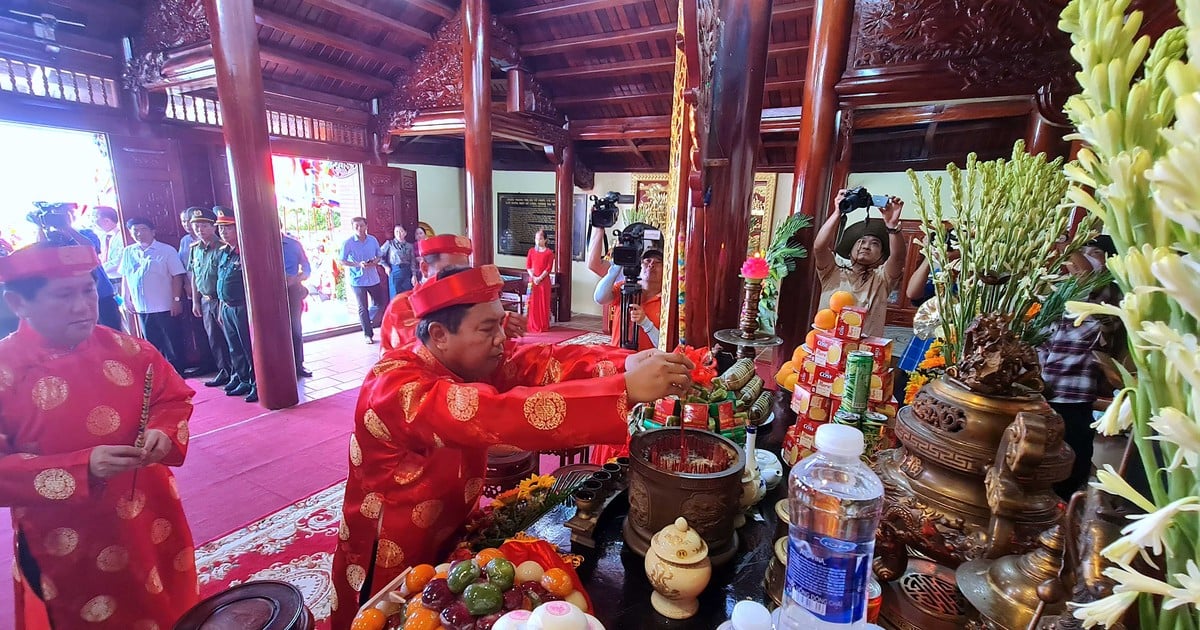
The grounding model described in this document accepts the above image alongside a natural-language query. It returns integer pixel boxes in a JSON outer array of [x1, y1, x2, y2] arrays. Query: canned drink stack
[[842, 351, 875, 412]]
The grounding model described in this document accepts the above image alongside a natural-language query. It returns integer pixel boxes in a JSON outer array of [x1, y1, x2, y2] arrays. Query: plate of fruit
[[354, 538, 593, 630]]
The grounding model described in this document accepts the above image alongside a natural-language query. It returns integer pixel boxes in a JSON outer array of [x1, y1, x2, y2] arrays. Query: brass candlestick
[[738, 277, 764, 339], [714, 275, 781, 359]]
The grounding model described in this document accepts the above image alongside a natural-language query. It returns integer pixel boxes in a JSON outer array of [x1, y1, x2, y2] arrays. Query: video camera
[[590, 191, 621, 229], [27, 202, 77, 232], [838, 187, 891, 214], [611, 222, 662, 350]]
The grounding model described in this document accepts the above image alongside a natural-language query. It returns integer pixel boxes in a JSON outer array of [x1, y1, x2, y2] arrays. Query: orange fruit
[[783, 372, 799, 392], [805, 330, 819, 350], [541, 568, 574, 598], [351, 608, 386, 630], [813, 309, 837, 331], [405, 564, 436, 594], [774, 361, 794, 387], [791, 344, 809, 364], [829, 291, 857, 312], [403, 608, 440, 630], [475, 548, 506, 567]]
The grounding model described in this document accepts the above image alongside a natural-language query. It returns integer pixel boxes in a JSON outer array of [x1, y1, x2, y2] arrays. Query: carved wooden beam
[[854, 99, 1033, 129], [301, 0, 434, 45], [404, 0, 456, 20], [499, 0, 648, 22], [259, 44, 393, 92], [760, 106, 803, 132], [773, 0, 815, 19], [536, 57, 675, 81], [520, 23, 677, 56], [764, 75, 804, 91], [254, 8, 411, 69], [572, 107, 803, 139], [554, 88, 672, 107], [769, 41, 809, 56]]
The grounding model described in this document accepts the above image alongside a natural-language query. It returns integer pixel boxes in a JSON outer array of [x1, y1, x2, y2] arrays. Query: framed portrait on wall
[[630, 173, 776, 254]]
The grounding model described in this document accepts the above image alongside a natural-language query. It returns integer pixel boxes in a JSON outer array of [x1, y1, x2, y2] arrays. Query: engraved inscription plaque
[[497, 193, 557, 257]]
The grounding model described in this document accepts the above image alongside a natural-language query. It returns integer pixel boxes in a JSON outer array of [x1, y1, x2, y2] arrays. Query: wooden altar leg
[[202, 0, 297, 409], [775, 0, 856, 369], [463, 0, 494, 265]]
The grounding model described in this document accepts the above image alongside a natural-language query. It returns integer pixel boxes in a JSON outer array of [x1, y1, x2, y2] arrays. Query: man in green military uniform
[[187, 206, 234, 389], [214, 207, 257, 403]]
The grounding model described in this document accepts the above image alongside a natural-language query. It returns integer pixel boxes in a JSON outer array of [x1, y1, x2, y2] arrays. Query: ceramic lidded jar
[[644, 517, 713, 619]]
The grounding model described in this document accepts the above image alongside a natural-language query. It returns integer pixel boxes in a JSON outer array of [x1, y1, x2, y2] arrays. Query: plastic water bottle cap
[[815, 423, 865, 458], [730, 600, 773, 629]]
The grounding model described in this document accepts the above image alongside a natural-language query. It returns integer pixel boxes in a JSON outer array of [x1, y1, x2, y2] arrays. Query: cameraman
[[30, 203, 124, 331], [586, 226, 663, 349], [813, 189, 906, 338]]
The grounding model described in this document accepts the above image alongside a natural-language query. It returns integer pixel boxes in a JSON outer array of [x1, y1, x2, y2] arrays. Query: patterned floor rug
[[557, 331, 611, 346], [195, 482, 345, 627]]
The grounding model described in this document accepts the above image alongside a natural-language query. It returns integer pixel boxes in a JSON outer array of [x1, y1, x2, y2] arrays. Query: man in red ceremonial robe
[[331, 265, 693, 626], [0, 243, 198, 630], [379, 234, 527, 353]]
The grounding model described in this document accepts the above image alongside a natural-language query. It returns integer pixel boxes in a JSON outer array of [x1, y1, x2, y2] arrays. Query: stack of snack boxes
[[779, 300, 899, 466]]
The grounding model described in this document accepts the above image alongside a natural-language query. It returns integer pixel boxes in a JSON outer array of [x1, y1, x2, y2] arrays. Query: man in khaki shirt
[[814, 189, 906, 338]]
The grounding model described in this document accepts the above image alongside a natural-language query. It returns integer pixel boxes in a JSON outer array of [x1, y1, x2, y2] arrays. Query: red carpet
[[516, 326, 587, 345]]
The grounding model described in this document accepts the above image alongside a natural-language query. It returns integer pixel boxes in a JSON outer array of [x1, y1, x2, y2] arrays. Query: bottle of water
[[778, 423, 884, 630]]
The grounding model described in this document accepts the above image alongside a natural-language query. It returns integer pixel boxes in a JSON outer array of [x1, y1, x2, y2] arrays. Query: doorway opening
[[272, 155, 365, 335]]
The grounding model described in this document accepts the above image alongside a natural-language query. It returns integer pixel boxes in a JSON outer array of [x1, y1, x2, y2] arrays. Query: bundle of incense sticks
[[645, 433, 733, 475]]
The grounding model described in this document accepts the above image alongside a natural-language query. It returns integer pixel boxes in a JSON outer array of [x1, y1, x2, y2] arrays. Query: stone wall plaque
[[497, 192, 557, 257]]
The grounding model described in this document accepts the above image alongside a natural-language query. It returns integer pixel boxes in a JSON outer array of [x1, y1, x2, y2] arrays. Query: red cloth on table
[[1, 322, 198, 630], [526, 247, 554, 333], [331, 342, 632, 629]]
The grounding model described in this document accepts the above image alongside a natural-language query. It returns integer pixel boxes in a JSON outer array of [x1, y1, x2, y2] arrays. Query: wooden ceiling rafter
[[498, 0, 650, 22], [259, 44, 393, 93], [520, 23, 677, 57], [403, 0, 456, 20], [301, 0, 435, 46], [536, 57, 675, 81], [853, 99, 1034, 129], [254, 8, 411, 70]]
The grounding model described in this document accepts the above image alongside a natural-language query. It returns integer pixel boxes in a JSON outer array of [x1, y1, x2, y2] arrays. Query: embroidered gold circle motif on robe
[[346, 564, 366, 591], [0, 365, 13, 392], [616, 391, 628, 422], [360, 492, 383, 519], [338, 521, 350, 541], [464, 478, 484, 504], [151, 518, 173, 544], [117, 490, 146, 519], [32, 376, 68, 411], [96, 545, 129, 572], [399, 382, 421, 421], [80, 595, 116, 622], [103, 360, 134, 386], [377, 539, 405, 568], [146, 567, 163, 594], [34, 468, 75, 500], [524, 391, 566, 430], [363, 409, 392, 441], [540, 359, 563, 385], [349, 435, 362, 466], [595, 360, 617, 377], [112, 331, 141, 356], [86, 406, 121, 436], [411, 499, 443, 529], [393, 461, 422, 486], [40, 576, 57, 600], [177, 420, 189, 445], [43, 528, 78, 557], [446, 384, 479, 422], [174, 547, 194, 572], [133, 620, 160, 630]]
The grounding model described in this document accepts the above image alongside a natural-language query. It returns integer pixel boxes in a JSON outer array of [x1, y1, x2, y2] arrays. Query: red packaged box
[[781, 426, 801, 466], [796, 418, 826, 461], [813, 364, 843, 399], [654, 397, 680, 424], [835, 306, 870, 340], [859, 336, 894, 373], [796, 356, 820, 387], [682, 402, 710, 430], [869, 370, 896, 404], [790, 384, 834, 422], [814, 331, 859, 371], [713, 401, 736, 430]]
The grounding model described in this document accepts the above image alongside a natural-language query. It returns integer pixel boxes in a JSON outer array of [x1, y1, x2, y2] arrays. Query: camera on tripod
[[611, 222, 662, 350], [27, 202, 76, 231], [590, 191, 621, 228], [838, 187, 891, 214]]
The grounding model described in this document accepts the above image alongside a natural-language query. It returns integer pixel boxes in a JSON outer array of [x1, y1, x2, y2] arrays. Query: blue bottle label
[[785, 532, 872, 624]]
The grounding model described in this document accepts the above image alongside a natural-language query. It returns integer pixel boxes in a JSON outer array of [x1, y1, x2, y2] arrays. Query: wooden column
[[202, 0, 298, 409], [553, 140, 575, 322], [775, 0, 855, 367], [686, 0, 775, 344], [463, 0, 494, 264]]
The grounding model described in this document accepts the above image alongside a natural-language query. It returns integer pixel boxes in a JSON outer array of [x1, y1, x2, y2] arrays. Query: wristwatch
[[885, 225, 902, 234]]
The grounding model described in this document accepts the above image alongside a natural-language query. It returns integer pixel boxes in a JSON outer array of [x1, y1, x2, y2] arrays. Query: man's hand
[[503, 312, 528, 338], [169, 300, 182, 317], [140, 429, 174, 465], [629, 304, 646, 325], [833, 189, 848, 210], [192, 302, 201, 319], [89, 445, 145, 479], [624, 350, 695, 403], [881, 196, 904, 228]]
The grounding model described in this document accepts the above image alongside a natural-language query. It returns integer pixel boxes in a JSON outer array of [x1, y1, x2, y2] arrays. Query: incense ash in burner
[[645, 433, 735, 475]]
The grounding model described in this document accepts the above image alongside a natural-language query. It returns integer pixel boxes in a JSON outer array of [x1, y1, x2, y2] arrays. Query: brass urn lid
[[651, 517, 709, 564], [775, 499, 790, 526], [774, 537, 787, 564]]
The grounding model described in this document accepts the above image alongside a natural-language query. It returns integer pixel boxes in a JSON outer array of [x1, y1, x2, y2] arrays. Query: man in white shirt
[[118, 216, 187, 372], [92, 206, 125, 281]]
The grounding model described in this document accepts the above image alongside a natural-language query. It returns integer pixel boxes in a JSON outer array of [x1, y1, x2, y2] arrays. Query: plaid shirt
[[1039, 286, 1123, 403]]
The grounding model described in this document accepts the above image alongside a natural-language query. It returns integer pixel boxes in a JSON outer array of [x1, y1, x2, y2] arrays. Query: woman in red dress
[[525, 230, 554, 333]]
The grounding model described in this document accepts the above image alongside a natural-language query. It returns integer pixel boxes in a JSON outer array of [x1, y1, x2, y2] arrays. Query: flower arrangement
[[904, 340, 947, 405], [758, 213, 813, 334], [741, 254, 769, 280], [465, 474, 576, 551], [907, 142, 1099, 366], [1058, 0, 1200, 626]]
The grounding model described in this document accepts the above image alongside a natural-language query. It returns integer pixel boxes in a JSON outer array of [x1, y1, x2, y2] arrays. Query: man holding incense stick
[[332, 265, 692, 627], [0, 242, 198, 630]]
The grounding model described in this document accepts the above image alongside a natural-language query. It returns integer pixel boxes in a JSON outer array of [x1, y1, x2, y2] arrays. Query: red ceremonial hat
[[408, 265, 504, 318], [0, 245, 99, 283], [418, 234, 472, 257]]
